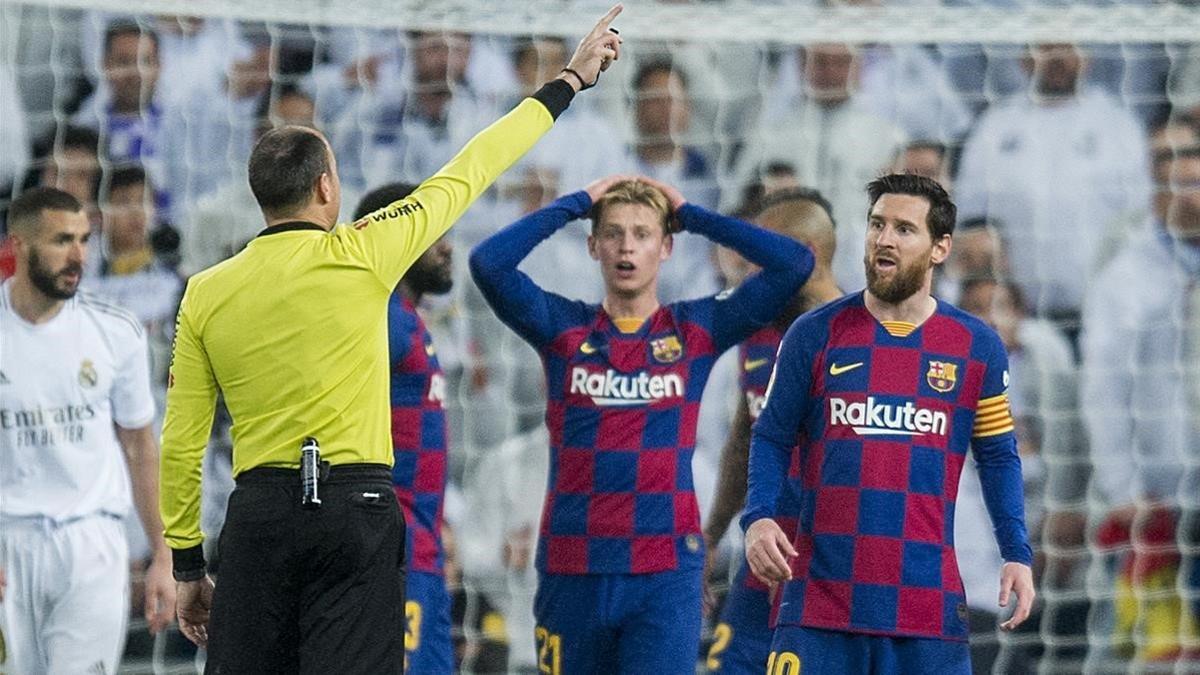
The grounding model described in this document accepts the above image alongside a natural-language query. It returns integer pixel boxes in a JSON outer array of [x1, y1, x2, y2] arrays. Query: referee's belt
[[236, 463, 391, 486]]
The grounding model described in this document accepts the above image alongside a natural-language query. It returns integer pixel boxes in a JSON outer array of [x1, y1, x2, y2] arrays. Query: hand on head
[[584, 174, 638, 203], [635, 175, 686, 212]]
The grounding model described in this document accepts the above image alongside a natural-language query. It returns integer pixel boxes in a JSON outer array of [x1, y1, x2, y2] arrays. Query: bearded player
[[353, 183, 455, 673], [743, 174, 1034, 673]]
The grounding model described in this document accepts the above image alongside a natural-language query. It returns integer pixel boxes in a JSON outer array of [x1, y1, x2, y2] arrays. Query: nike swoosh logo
[[580, 342, 597, 355], [744, 358, 770, 372], [829, 362, 864, 376], [425, 344, 436, 356]]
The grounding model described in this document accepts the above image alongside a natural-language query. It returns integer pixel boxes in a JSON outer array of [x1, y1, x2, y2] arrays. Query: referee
[[159, 7, 623, 671]]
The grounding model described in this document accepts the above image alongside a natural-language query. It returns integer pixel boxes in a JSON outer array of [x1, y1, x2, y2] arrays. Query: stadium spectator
[[470, 175, 813, 673], [1081, 134, 1200, 665], [956, 43, 1152, 331], [632, 61, 718, 209], [74, 20, 177, 218], [630, 60, 721, 302], [163, 39, 273, 222], [328, 30, 501, 193], [958, 276, 1083, 672], [1170, 46, 1200, 122], [730, 42, 907, 290], [179, 85, 317, 276], [79, 15, 250, 108], [0, 61, 31, 196], [85, 164, 182, 405], [37, 125, 102, 220], [2, 126, 102, 281], [458, 424, 550, 673], [855, 45, 974, 144], [0, 187, 174, 674], [892, 140, 952, 189], [935, 217, 1008, 305]]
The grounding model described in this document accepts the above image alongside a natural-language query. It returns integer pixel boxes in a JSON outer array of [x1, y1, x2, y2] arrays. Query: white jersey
[[0, 280, 156, 521]]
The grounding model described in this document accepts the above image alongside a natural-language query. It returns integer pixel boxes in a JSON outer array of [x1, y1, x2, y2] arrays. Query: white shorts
[[0, 514, 130, 675]]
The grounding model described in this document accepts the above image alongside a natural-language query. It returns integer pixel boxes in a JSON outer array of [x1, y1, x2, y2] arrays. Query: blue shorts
[[707, 561, 773, 673], [405, 570, 453, 674], [534, 569, 701, 674], [768, 624, 971, 675]]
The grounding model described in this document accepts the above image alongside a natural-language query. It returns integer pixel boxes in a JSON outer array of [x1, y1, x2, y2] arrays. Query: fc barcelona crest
[[926, 361, 957, 393], [650, 335, 683, 364]]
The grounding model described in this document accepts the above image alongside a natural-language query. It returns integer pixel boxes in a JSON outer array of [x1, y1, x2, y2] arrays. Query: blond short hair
[[589, 180, 672, 234]]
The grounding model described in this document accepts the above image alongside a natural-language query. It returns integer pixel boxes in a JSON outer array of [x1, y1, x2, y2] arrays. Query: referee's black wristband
[[172, 545, 207, 582], [531, 78, 575, 120]]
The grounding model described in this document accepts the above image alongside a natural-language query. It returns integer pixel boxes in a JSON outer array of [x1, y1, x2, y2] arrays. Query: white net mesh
[[2, 0, 1200, 673]]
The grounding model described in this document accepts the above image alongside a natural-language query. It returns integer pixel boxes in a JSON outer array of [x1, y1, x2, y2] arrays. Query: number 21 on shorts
[[535, 626, 562, 675], [767, 650, 802, 675]]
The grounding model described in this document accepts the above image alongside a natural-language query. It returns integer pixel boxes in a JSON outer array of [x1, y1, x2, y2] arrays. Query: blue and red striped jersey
[[744, 293, 1031, 640], [388, 293, 448, 575], [471, 191, 813, 575]]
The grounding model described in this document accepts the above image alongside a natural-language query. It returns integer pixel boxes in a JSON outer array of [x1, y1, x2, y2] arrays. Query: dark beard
[[864, 254, 928, 304], [28, 247, 81, 300], [406, 263, 453, 296]]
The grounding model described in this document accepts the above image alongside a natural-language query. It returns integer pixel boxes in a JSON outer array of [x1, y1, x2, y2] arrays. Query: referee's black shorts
[[206, 463, 406, 674]]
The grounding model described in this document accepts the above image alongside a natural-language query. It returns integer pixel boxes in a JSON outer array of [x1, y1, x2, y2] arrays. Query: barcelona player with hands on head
[[469, 174, 814, 673], [743, 174, 1034, 674]]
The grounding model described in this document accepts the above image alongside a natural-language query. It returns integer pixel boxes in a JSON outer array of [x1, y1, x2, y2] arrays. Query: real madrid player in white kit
[[0, 187, 175, 673]]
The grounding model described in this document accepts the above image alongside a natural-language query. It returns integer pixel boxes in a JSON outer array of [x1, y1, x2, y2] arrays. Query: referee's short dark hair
[[248, 126, 331, 217], [9, 187, 83, 237]]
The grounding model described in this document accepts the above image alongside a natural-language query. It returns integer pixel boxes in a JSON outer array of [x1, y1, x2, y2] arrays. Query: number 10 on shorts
[[767, 650, 802, 675]]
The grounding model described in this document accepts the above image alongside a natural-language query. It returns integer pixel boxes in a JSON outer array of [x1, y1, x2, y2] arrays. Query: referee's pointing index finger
[[591, 4, 623, 36]]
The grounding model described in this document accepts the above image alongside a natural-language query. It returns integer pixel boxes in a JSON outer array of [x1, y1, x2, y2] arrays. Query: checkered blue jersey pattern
[[738, 326, 800, 596], [388, 294, 448, 575], [743, 293, 1031, 640], [470, 191, 813, 574]]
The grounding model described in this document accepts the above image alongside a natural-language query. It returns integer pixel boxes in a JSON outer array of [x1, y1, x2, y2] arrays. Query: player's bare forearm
[[118, 424, 170, 557], [119, 423, 177, 633], [704, 398, 753, 546]]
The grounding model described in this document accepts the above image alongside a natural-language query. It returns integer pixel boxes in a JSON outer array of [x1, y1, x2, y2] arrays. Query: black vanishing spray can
[[301, 436, 322, 509]]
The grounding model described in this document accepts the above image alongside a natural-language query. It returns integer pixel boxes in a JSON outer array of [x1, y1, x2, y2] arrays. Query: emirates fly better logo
[[829, 397, 949, 437]]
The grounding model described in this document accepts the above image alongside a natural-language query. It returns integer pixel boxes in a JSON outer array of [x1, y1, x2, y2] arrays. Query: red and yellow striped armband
[[973, 393, 1015, 438]]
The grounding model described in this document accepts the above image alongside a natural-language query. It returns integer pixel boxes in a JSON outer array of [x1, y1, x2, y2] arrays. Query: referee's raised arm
[[159, 5, 623, 668], [340, 4, 624, 288]]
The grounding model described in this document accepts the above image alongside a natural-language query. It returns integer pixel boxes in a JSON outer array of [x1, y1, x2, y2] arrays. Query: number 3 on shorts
[[405, 600, 422, 652], [535, 626, 562, 675], [767, 650, 802, 675]]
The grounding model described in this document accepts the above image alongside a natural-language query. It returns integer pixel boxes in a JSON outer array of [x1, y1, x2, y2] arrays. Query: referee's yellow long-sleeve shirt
[[160, 86, 570, 552]]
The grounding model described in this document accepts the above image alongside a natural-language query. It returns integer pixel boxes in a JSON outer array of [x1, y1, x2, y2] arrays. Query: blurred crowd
[[2, 4, 1199, 673]]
